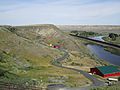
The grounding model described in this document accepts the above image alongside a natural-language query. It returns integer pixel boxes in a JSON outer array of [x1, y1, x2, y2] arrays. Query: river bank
[[73, 35, 120, 66], [87, 44, 120, 66]]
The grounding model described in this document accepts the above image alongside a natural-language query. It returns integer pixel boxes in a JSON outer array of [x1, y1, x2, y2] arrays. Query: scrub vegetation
[[70, 31, 102, 37], [1, 25, 102, 87], [103, 33, 120, 45]]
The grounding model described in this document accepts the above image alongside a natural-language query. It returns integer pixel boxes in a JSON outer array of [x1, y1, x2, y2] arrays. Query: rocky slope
[[0, 24, 101, 87], [15, 24, 85, 52]]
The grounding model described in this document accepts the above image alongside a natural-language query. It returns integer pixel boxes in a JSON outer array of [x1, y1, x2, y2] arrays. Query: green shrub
[[0, 69, 6, 77], [70, 31, 101, 37]]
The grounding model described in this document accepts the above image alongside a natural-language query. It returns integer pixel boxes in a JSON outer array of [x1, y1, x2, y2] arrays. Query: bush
[[109, 33, 119, 40], [0, 69, 6, 77], [70, 31, 101, 37], [0, 54, 5, 63]]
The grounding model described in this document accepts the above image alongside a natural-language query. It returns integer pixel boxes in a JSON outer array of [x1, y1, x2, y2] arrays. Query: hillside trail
[[49, 48, 105, 90]]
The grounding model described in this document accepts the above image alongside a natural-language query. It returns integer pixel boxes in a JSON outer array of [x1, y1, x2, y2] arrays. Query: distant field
[[57, 25, 120, 34]]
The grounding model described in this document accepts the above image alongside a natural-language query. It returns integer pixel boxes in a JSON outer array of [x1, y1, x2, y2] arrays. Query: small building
[[53, 45, 60, 49], [90, 66, 120, 78]]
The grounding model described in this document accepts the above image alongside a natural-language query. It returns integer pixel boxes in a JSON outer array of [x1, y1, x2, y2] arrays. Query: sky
[[0, 0, 120, 25]]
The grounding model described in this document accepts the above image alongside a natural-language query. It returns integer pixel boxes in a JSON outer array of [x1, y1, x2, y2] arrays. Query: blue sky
[[0, 0, 120, 25]]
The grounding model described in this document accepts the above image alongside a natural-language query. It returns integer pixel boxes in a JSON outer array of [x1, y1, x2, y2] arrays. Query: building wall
[[90, 68, 120, 78], [90, 68, 103, 76], [103, 72, 120, 78]]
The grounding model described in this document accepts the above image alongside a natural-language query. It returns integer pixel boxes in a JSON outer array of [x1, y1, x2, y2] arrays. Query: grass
[[0, 50, 90, 87], [91, 84, 120, 90], [61, 37, 108, 72], [3, 25, 119, 88], [0, 27, 92, 87], [104, 46, 120, 56], [103, 37, 120, 45]]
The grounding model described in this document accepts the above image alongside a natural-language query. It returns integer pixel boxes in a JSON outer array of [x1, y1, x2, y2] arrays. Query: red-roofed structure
[[90, 66, 120, 78]]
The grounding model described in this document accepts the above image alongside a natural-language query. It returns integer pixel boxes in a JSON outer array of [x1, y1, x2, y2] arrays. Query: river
[[88, 36, 105, 42], [87, 36, 120, 66]]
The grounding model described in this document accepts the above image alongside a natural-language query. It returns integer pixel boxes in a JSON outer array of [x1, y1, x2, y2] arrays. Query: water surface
[[89, 36, 104, 42], [87, 44, 120, 66]]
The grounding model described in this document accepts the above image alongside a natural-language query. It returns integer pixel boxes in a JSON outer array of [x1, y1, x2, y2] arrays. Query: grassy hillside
[[0, 25, 103, 87]]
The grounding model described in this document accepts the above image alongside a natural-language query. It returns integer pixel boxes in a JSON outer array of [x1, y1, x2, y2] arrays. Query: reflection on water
[[87, 44, 120, 66], [89, 36, 105, 42]]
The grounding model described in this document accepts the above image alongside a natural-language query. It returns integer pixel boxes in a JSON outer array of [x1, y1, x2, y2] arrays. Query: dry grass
[[0, 26, 92, 87]]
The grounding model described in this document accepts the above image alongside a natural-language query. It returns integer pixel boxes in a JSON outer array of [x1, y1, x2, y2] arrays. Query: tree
[[109, 33, 116, 40], [70, 31, 78, 36], [71, 30, 78, 33], [114, 33, 119, 37]]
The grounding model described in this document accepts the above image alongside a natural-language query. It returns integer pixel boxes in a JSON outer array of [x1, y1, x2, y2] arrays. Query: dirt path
[[49, 48, 105, 90]]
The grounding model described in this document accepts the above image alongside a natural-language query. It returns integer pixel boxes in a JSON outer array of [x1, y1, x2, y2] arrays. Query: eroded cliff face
[[13, 24, 84, 52], [15, 24, 61, 39]]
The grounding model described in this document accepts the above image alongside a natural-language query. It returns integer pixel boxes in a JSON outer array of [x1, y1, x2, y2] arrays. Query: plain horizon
[[0, 0, 120, 25], [1, 24, 120, 26]]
